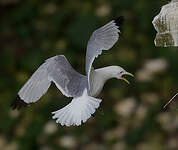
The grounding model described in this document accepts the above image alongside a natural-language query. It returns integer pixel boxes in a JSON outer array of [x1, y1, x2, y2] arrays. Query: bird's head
[[114, 66, 134, 84]]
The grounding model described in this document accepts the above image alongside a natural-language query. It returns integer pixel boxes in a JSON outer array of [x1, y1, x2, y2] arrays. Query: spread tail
[[52, 90, 102, 126]]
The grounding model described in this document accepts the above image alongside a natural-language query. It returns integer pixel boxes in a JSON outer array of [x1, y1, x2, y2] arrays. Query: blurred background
[[1, 0, 178, 150]]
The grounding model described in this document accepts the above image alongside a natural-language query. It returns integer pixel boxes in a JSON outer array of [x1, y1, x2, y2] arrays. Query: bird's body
[[11, 16, 133, 126], [90, 68, 104, 97], [90, 66, 121, 97]]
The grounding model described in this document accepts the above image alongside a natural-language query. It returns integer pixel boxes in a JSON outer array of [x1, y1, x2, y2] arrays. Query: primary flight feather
[[11, 16, 134, 126]]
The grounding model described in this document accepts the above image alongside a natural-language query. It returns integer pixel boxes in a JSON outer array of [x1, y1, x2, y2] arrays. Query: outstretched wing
[[11, 55, 86, 109], [85, 16, 124, 90]]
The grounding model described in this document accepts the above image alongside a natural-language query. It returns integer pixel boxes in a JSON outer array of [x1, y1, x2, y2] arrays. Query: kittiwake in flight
[[11, 16, 134, 126]]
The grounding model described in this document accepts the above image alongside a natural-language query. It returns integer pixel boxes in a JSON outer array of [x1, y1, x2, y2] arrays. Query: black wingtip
[[11, 95, 28, 110], [114, 16, 124, 28]]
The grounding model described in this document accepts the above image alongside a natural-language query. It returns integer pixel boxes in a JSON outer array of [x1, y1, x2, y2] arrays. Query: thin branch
[[163, 92, 178, 109]]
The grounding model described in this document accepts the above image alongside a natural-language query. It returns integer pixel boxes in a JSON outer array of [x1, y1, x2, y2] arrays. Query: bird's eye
[[120, 71, 123, 74]]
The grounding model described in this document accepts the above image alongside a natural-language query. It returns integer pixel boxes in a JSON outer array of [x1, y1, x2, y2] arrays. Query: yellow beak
[[121, 72, 134, 84]]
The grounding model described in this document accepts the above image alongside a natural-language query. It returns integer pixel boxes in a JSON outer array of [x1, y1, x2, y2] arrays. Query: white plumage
[[11, 16, 134, 126], [52, 89, 101, 126]]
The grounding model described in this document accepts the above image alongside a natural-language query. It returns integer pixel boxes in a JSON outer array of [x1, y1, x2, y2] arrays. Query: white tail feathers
[[52, 90, 102, 126]]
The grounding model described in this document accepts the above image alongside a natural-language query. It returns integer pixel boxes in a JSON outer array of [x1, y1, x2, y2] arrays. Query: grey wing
[[16, 55, 86, 105], [85, 16, 124, 90], [18, 62, 51, 103], [47, 55, 87, 98]]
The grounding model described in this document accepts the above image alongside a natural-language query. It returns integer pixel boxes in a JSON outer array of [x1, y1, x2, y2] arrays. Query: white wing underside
[[18, 55, 87, 103], [85, 19, 122, 91]]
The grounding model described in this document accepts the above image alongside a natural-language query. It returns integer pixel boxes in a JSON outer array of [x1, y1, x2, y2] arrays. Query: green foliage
[[1, 0, 178, 150]]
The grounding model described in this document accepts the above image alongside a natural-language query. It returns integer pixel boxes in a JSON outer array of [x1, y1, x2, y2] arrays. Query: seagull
[[11, 16, 134, 126]]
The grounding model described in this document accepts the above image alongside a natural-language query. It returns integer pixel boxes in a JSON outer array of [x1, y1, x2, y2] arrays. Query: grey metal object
[[152, 0, 178, 47]]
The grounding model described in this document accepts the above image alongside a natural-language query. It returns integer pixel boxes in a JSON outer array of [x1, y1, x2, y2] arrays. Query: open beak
[[121, 72, 134, 84]]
